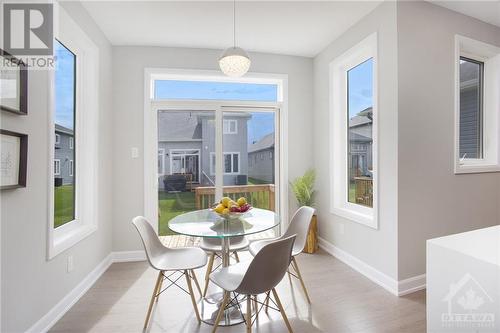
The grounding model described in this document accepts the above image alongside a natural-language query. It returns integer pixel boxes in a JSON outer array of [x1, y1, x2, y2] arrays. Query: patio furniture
[[200, 236, 250, 297], [163, 174, 187, 192], [168, 208, 280, 326], [249, 206, 315, 304], [132, 216, 207, 329], [210, 235, 297, 333]]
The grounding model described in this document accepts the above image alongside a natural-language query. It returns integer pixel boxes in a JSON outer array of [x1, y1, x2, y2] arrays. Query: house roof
[[249, 132, 274, 153], [158, 112, 202, 141], [55, 124, 74, 136], [349, 107, 373, 128]]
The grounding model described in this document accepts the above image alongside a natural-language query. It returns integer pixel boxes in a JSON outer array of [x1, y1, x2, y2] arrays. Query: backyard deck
[[159, 229, 276, 248]]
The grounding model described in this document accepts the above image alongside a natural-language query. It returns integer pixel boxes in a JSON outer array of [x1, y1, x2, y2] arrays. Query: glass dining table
[[168, 208, 280, 326]]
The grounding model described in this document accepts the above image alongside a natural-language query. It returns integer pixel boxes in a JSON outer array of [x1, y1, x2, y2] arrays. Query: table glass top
[[168, 208, 280, 238]]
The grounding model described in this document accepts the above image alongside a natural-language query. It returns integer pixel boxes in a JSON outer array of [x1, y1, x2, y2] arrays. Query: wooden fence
[[354, 177, 373, 207], [195, 184, 275, 211]]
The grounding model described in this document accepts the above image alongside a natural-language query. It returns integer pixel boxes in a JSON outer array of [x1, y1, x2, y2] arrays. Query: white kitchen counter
[[427, 225, 500, 332]]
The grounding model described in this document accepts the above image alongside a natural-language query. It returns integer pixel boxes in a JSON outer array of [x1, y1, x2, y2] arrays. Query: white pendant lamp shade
[[218, 47, 251, 77]]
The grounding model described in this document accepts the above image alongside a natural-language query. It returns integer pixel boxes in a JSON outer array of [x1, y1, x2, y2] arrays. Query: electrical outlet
[[67, 255, 74, 273], [131, 147, 139, 158], [339, 223, 345, 235]]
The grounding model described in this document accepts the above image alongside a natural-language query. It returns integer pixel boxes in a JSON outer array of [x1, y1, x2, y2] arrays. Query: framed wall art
[[1, 49, 28, 115], [1, 129, 28, 189]]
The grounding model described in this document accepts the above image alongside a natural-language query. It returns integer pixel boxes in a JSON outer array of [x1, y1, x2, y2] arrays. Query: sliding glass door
[[156, 106, 280, 236]]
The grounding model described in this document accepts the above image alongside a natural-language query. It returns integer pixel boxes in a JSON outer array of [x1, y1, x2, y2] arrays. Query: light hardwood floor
[[50, 250, 426, 333]]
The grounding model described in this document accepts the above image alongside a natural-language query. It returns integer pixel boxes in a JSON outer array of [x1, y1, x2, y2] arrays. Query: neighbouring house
[[248, 133, 275, 183], [349, 107, 373, 177], [157, 112, 251, 189], [54, 124, 74, 185]]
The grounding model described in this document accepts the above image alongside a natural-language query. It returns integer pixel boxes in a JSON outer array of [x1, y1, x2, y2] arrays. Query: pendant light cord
[[233, 0, 236, 48]]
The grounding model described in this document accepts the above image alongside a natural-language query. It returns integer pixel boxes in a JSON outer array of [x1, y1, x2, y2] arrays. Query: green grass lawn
[[158, 191, 196, 236], [54, 184, 75, 228]]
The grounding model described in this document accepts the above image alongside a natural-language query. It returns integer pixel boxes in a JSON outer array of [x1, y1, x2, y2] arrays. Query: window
[[48, 5, 100, 259], [211, 152, 240, 174], [54, 40, 76, 229], [54, 159, 61, 175], [223, 119, 238, 134], [155, 80, 278, 101], [69, 137, 74, 149], [330, 33, 378, 228], [158, 149, 165, 175], [347, 59, 373, 208], [455, 36, 500, 173]]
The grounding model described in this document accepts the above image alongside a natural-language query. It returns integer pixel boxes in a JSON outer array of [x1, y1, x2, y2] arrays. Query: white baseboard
[[111, 250, 146, 262], [318, 237, 426, 296], [25, 250, 147, 333], [26, 253, 113, 333], [398, 274, 426, 296]]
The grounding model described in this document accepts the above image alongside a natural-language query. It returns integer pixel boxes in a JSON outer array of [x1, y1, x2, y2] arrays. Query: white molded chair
[[249, 206, 315, 303], [200, 236, 249, 296], [210, 235, 297, 333], [132, 216, 207, 329]]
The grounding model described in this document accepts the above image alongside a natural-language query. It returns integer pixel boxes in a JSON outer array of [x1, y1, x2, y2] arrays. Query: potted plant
[[290, 169, 318, 254]]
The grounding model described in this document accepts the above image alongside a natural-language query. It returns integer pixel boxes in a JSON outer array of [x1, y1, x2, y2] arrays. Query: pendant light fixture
[[219, 0, 251, 77]]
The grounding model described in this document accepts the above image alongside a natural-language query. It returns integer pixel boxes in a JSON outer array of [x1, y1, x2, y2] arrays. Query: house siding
[[248, 148, 275, 183], [54, 131, 74, 185]]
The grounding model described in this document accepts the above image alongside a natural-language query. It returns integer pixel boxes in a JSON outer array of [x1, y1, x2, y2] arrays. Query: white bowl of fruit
[[211, 196, 252, 218]]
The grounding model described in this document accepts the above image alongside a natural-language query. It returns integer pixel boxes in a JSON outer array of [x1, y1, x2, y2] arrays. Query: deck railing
[[354, 177, 373, 207], [195, 184, 275, 211]]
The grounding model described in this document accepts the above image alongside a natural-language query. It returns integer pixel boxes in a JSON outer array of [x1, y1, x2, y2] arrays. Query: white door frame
[[144, 68, 289, 234]]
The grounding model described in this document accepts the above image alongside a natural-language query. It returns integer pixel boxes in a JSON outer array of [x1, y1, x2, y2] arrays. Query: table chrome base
[[198, 291, 251, 326]]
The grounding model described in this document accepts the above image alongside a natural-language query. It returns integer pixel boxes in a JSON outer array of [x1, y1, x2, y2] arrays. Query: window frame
[[69, 136, 74, 149], [210, 152, 241, 175], [330, 33, 378, 229], [54, 159, 61, 176], [55, 133, 60, 144], [47, 3, 99, 259], [69, 160, 74, 177], [223, 119, 238, 134], [454, 35, 500, 174]]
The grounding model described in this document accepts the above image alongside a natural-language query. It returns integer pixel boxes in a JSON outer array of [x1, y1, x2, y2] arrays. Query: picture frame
[[0, 49, 28, 115], [1, 129, 28, 190]]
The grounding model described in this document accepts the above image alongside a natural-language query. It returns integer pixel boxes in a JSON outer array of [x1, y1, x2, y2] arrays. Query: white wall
[[0, 2, 113, 331], [111, 46, 313, 251], [397, 1, 500, 280], [313, 2, 399, 280]]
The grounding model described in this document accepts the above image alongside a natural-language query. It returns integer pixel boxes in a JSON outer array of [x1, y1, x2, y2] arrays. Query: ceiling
[[81, 1, 382, 57], [81, 1, 500, 58], [431, 1, 500, 28]]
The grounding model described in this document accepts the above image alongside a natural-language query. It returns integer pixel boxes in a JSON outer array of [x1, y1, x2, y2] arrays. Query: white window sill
[[332, 206, 377, 229], [48, 222, 97, 259], [455, 162, 500, 174]]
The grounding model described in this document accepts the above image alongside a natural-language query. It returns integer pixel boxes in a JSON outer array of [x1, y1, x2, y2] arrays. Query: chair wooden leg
[[246, 295, 252, 333], [264, 291, 270, 314], [190, 269, 202, 297], [185, 270, 201, 323], [212, 291, 229, 333], [144, 271, 163, 329], [292, 257, 311, 304], [203, 253, 215, 297], [155, 271, 164, 303], [272, 288, 293, 333], [234, 251, 240, 263]]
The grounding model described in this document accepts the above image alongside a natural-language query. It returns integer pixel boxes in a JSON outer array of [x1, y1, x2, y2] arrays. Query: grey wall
[[396, 1, 500, 279], [0, 2, 113, 332], [112, 46, 313, 251], [313, 1, 399, 280]]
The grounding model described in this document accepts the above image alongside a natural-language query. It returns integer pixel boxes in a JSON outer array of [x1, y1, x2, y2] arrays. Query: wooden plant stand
[[303, 214, 318, 254]]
